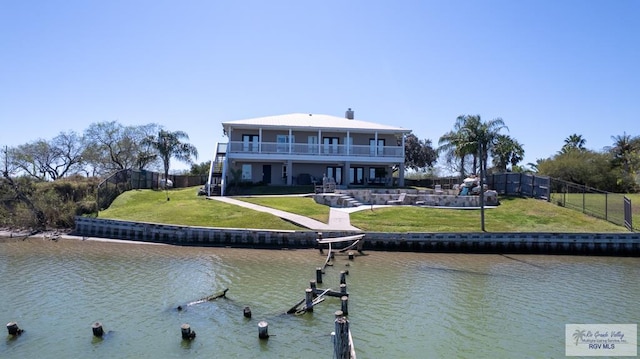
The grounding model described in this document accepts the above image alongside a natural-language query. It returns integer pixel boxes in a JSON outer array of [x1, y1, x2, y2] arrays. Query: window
[[282, 164, 287, 179], [369, 139, 385, 156], [242, 164, 252, 181], [277, 134, 295, 153], [349, 167, 364, 184], [242, 134, 259, 152], [323, 137, 339, 154], [326, 166, 342, 185], [307, 136, 318, 154]]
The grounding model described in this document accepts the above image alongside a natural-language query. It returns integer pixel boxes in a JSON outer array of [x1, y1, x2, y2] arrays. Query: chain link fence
[[96, 169, 207, 210]]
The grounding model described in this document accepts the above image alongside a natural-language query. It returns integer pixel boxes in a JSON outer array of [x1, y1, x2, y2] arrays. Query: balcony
[[226, 141, 404, 161]]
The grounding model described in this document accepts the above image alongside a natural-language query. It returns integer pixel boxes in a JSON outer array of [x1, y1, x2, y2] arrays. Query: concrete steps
[[338, 194, 363, 208]]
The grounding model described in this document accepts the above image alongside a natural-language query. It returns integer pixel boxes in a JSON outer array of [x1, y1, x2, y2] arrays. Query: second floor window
[[242, 135, 259, 152], [277, 134, 295, 152]]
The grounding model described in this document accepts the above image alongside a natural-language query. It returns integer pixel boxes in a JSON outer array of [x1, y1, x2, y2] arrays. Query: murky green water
[[1, 237, 638, 358]]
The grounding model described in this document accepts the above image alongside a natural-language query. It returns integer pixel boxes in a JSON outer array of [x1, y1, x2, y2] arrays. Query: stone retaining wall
[[314, 189, 499, 207], [74, 217, 640, 256]]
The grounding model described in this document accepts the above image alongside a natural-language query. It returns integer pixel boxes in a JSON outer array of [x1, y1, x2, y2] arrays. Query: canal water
[[1, 237, 638, 358]]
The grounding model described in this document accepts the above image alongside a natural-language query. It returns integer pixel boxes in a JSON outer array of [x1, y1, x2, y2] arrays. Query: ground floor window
[[349, 167, 364, 185], [326, 166, 342, 185], [242, 164, 252, 181], [368, 167, 386, 185]]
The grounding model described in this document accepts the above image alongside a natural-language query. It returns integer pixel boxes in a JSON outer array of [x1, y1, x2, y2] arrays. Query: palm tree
[[492, 134, 525, 172], [438, 115, 483, 176], [609, 132, 639, 173], [142, 129, 198, 194], [560, 134, 586, 154]]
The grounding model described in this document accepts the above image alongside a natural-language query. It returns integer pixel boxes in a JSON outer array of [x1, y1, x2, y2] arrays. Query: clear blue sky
[[1, 0, 638, 173]]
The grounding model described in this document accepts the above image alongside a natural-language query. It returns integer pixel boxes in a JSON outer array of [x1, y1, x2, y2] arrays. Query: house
[[208, 109, 411, 196]]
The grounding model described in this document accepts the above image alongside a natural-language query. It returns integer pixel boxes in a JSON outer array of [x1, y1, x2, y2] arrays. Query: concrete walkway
[[209, 196, 362, 232]]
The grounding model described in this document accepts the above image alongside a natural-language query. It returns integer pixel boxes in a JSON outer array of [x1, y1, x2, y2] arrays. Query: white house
[[208, 109, 411, 196]]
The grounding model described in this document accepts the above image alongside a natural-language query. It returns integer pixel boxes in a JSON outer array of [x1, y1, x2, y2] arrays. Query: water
[[1, 237, 638, 358]]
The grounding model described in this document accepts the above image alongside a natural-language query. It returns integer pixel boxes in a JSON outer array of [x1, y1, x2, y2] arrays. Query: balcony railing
[[227, 141, 403, 158]]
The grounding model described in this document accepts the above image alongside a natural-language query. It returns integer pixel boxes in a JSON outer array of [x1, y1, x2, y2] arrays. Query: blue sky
[[1, 0, 638, 173]]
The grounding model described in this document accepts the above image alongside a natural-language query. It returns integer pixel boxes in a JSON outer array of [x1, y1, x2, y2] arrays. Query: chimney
[[345, 108, 354, 120]]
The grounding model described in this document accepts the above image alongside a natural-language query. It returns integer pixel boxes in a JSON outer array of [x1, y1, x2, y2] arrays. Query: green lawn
[[350, 196, 628, 232], [99, 186, 632, 233], [98, 187, 302, 230], [235, 196, 330, 223]]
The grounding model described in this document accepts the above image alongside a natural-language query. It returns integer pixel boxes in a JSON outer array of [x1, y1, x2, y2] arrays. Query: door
[[262, 165, 271, 184]]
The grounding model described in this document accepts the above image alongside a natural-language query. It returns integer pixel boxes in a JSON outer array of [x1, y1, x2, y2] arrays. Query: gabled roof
[[222, 113, 410, 133]]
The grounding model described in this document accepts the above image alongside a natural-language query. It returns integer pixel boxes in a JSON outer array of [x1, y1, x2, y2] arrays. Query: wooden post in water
[[92, 322, 104, 337], [6, 322, 23, 336], [340, 283, 347, 295], [316, 267, 323, 284], [305, 288, 314, 312], [333, 316, 351, 359], [181, 323, 196, 340], [258, 321, 269, 339], [310, 279, 317, 292], [341, 296, 349, 316], [340, 271, 347, 285], [348, 251, 355, 260], [243, 306, 252, 318]]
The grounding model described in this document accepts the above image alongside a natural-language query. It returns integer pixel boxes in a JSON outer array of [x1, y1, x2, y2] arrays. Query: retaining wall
[[74, 217, 640, 256]]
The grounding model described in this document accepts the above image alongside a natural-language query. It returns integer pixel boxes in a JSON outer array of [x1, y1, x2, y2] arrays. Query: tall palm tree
[[560, 133, 586, 154], [438, 115, 483, 176], [142, 129, 199, 191], [609, 132, 639, 173]]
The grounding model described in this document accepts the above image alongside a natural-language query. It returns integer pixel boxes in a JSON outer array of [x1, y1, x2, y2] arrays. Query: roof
[[222, 113, 410, 133]]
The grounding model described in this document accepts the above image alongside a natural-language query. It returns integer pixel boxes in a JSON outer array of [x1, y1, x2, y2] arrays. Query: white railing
[[227, 141, 403, 158]]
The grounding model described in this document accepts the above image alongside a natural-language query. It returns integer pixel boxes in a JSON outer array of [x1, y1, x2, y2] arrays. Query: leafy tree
[[537, 150, 618, 190], [189, 161, 212, 175], [83, 121, 161, 175], [491, 134, 525, 172], [142, 129, 198, 186], [606, 132, 640, 192], [404, 133, 437, 171]]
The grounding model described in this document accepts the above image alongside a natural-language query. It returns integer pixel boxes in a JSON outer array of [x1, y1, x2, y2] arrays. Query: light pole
[[479, 145, 486, 232]]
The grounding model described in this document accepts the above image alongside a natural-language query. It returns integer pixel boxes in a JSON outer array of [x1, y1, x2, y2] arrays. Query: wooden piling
[[333, 316, 351, 359], [92, 322, 104, 337], [316, 267, 323, 284], [340, 283, 347, 295], [258, 321, 269, 339], [243, 306, 252, 318], [305, 288, 314, 312], [181, 323, 196, 340], [341, 296, 349, 316], [340, 270, 347, 285], [6, 322, 23, 336], [310, 280, 317, 293], [348, 251, 354, 260]]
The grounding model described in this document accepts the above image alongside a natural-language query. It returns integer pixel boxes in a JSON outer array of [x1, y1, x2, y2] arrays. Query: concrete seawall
[[73, 217, 640, 256]]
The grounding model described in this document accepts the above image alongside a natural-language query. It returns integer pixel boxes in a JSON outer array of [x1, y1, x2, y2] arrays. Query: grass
[[350, 196, 628, 232], [99, 186, 632, 233], [235, 196, 330, 223], [99, 187, 302, 230]]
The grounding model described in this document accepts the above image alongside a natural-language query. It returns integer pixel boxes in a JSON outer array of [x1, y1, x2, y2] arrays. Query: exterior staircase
[[337, 194, 363, 208]]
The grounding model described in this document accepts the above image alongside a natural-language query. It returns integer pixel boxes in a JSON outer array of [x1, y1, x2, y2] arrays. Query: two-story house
[[209, 109, 411, 196]]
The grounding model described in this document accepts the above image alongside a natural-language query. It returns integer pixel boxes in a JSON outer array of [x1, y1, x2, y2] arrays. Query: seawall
[[73, 217, 640, 256]]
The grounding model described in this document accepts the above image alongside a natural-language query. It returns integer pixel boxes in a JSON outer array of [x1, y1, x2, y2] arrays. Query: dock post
[[310, 280, 317, 295], [181, 323, 196, 340], [316, 267, 323, 284], [340, 270, 347, 285], [341, 296, 349, 316], [348, 251, 354, 260], [258, 321, 269, 339], [6, 322, 23, 336], [305, 288, 314, 312], [340, 283, 347, 295], [92, 322, 104, 337], [333, 316, 351, 359], [243, 306, 252, 318]]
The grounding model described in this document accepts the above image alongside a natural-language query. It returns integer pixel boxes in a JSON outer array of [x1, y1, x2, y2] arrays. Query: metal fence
[[96, 169, 207, 210], [486, 173, 635, 231]]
